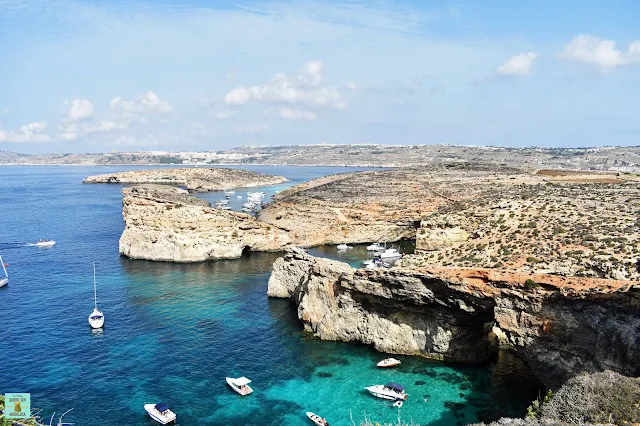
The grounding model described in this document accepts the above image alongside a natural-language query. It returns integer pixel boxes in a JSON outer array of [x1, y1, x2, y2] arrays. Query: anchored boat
[[365, 382, 408, 401], [144, 403, 176, 424], [226, 376, 253, 396], [88, 263, 104, 329], [306, 411, 329, 426], [377, 357, 401, 368]]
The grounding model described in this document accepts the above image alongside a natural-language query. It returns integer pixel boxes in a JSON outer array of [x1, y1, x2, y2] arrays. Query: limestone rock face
[[119, 185, 291, 262], [269, 248, 640, 387], [84, 167, 288, 192]]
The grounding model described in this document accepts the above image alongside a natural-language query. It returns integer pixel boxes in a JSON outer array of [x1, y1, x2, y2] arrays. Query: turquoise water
[[0, 166, 541, 425]]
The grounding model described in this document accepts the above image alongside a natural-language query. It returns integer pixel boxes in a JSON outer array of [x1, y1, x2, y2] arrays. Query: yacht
[[226, 377, 253, 396], [366, 243, 384, 251], [88, 263, 105, 329], [336, 244, 353, 250], [306, 411, 329, 426], [365, 383, 408, 401], [36, 239, 56, 247], [144, 403, 176, 424], [377, 357, 401, 368], [378, 248, 402, 261], [0, 254, 8, 288]]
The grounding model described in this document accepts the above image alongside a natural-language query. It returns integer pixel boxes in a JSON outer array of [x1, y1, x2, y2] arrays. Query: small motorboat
[[306, 411, 329, 426], [366, 242, 384, 251], [365, 383, 408, 401], [226, 377, 253, 396], [378, 248, 402, 261], [336, 244, 353, 250], [144, 403, 176, 424], [36, 239, 56, 247], [236, 195, 242, 199], [225, 189, 236, 196], [377, 357, 401, 368]]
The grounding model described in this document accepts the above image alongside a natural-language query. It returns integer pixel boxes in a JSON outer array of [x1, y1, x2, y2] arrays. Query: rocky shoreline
[[83, 167, 288, 192], [268, 247, 640, 388], [119, 185, 291, 262]]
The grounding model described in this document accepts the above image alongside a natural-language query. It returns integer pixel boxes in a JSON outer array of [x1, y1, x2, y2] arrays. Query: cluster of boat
[[143, 356, 406, 425], [241, 191, 266, 213], [363, 243, 403, 269]]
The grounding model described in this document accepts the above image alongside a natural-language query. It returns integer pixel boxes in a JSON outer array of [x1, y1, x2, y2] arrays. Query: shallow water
[[0, 166, 541, 425]]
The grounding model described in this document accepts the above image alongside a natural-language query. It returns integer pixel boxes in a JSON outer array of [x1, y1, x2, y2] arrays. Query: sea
[[0, 165, 542, 426]]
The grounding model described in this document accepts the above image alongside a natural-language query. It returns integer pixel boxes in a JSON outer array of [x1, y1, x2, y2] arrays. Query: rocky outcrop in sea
[[268, 247, 640, 388], [119, 185, 291, 262], [84, 167, 288, 192]]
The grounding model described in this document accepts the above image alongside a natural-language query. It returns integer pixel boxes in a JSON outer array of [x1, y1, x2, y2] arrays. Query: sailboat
[[88, 263, 104, 329], [0, 254, 8, 288]]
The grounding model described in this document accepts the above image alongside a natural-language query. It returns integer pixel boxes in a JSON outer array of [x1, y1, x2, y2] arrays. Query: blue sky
[[0, 0, 639, 153]]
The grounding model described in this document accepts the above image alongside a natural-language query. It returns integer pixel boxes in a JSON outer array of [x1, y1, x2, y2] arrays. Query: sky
[[0, 0, 639, 153]]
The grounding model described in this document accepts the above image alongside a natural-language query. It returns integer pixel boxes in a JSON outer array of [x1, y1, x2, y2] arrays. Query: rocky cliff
[[268, 248, 640, 387], [84, 167, 288, 192], [119, 185, 291, 262]]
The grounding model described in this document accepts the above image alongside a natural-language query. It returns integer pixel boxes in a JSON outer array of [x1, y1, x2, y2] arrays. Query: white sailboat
[[88, 263, 104, 329], [0, 254, 8, 288]]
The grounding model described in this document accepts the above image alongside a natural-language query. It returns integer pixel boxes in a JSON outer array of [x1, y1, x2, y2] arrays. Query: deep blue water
[[0, 166, 541, 426]]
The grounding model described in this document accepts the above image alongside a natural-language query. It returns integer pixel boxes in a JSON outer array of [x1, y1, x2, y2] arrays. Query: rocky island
[[83, 167, 288, 192]]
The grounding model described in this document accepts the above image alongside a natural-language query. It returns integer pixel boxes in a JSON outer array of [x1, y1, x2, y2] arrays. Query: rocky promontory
[[84, 167, 288, 192], [268, 247, 640, 387], [119, 185, 290, 262]]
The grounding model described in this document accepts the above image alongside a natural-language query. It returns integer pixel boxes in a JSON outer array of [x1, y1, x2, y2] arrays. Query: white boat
[[336, 244, 353, 250], [226, 376, 253, 396], [144, 403, 176, 424], [306, 411, 329, 426], [366, 242, 384, 251], [236, 195, 242, 199], [378, 248, 402, 261], [0, 254, 8, 288], [363, 260, 379, 269], [365, 383, 408, 401], [377, 358, 401, 368], [36, 239, 56, 247], [225, 190, 235, 196], [88, 263, 104, 329]]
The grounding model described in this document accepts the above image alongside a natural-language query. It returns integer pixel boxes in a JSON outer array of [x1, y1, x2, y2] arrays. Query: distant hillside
[[1, 144, 640, 171]]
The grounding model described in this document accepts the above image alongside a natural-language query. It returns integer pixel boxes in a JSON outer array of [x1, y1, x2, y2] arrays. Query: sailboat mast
[[93, 262, 97, 309], [0, 254, 7, 279]]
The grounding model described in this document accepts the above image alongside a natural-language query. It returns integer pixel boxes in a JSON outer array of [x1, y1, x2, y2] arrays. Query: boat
[[378, 248, 402, 261], [144, 403, 176, 424], [336, 244, 353, 250], [366, 242, 384, 251], [363, 259, 379, 269], [236, 195, 242, 199], [306, 411, 329, 426], [225, 190, 235, 196], [226, 377, 253, 396], [365, 383, 408, 401], [88, 263, 104, 329], [377, 358, 401, 368], [0, 254, 8, 288], [36, 239, 56, 247]]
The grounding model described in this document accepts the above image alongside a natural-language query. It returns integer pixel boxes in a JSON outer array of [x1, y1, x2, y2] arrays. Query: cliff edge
[[268, 247, 640, 387]]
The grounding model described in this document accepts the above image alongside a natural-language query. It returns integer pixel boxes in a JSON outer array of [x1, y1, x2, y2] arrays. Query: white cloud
[[497, 52, 538, 76], [279, 108, 318, 121], [224, 61, 346, 110], [110, 91, 172, 116], [0, 121, 51, 143], [215, 111, 234, 119], [560, 35, 640, 70], [66, 98, 94, 121]]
